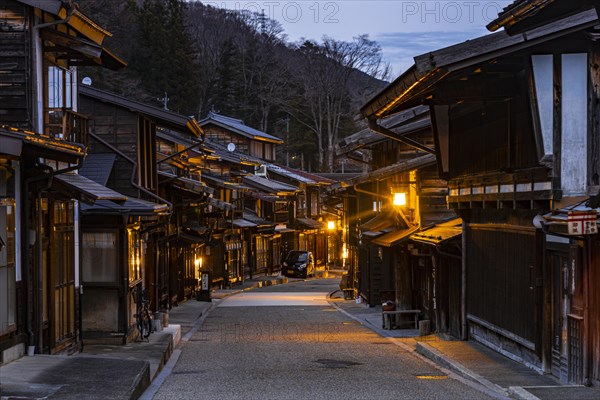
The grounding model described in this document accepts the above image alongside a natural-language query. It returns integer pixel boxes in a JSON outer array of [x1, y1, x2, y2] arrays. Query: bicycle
[[134, 285, 153, 341]]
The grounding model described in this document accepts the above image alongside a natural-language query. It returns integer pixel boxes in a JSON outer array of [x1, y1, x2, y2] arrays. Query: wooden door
[[50, 200, 76, 353], [447, 258, 462, 339], [550, 251, 569, 381]]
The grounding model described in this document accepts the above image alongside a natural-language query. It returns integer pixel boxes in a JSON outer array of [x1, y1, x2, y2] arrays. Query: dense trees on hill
[[79, 0, 388, 172]]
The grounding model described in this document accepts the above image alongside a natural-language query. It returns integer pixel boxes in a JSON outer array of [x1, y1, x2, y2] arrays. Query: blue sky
[[204, 0, 512, 77]]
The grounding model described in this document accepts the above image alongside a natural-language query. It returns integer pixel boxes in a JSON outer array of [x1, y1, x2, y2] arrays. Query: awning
[[208, 196, 234, 211], [0, 127, 85, 163], [182, 221, 209, 234], [360, 208, 398, 232], [54, 174, 127, 204], [350, 154, 436, 186], [80, 198, 169, 216], [275, 225, 296, 233], [296, 217, 323, 229], [232, 219, 257, 228], [159, 171, 214, 196], [410, 218, 462, 245], [362, 228, 393, 239], [371, 226, 419, 247], [243, 175, 300, 196], [40, 28, 126, 70]]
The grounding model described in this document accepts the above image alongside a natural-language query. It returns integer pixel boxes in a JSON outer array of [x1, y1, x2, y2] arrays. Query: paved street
[[151, 278, 496, 400]]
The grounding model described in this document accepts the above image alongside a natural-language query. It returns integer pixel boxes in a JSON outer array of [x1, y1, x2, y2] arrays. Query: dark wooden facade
[[0, 0, 124, 361], [360, 0, 600, 385]]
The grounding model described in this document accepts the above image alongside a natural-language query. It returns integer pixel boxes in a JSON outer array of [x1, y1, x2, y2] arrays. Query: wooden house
[[360, 0, 600, 384], [333, 106, 455, 328], [0, 0, 125, 359], [199, 112, 283, 163], [77, 86, 207, 340], [266, 164, 335, 268]]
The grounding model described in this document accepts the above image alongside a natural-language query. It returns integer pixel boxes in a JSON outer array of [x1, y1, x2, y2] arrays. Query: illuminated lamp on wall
[[327, 220, 336, 230], [392, 192, 406, 207]]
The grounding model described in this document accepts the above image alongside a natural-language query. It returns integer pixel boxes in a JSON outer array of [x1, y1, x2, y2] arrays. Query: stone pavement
[[328, 290, 600, 400], [0, 274, 286, 400], [3, 273, 600, 400]]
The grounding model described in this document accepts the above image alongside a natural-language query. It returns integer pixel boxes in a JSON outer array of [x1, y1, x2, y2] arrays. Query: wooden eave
[[63, 9, 112, 45], [361, 8, 599, 119], [40, 28, 126, 70], [80, 86, 204, 133], [337, 106, 430, 156], [34, 5, 111, 45], [487, 0, 597, 35], [348, 154, 437, 186], [487, 0, 557, 32]]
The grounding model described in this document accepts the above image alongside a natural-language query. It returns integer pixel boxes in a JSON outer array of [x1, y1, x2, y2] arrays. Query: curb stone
[[416, 342, 509, 398]]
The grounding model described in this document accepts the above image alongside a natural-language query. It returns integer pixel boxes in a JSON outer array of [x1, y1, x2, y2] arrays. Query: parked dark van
[[282, 251, 315, 278]]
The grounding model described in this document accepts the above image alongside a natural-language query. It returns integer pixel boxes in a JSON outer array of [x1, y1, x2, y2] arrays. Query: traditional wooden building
[[360, 0, 600, 384], [0, 0, 125, 359], [200, 112, 283, 163], [77, 86, 207, 339], [333, 106, 455, 329], [266, 164, 334, 268]]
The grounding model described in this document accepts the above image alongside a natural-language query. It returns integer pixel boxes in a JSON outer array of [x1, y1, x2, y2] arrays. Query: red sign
[[567, 211, 598, 235]]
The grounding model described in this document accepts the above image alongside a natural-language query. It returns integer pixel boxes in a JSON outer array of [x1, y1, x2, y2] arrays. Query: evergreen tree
[[130, 0, 200, 115]]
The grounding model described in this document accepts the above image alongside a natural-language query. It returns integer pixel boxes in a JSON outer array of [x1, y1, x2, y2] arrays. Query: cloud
[[376, 29, 490, 77]]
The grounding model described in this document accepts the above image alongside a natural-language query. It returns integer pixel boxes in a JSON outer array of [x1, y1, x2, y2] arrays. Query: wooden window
[[128, 227, 143, 285], [44, 66, 88, 144], [256, 236, 268, 273], [137, 116, 157, 191], [82, 231, 118, 283]]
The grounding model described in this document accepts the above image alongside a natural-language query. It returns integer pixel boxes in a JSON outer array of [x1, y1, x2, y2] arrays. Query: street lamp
[[327, 220, 337, 270]]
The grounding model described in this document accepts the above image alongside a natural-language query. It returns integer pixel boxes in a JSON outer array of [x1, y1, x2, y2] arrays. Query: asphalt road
[[151, 278, 495, 400]]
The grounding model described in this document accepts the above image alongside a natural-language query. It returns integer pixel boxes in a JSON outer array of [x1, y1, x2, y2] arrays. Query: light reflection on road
[[217, 291, 330, 307]]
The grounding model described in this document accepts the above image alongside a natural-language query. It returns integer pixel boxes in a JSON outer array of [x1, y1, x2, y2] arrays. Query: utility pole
[[285, 115, 290, 167], [157, 92, 169, 110]]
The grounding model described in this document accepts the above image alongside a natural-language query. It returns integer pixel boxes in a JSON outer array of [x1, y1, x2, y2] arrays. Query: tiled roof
[[200, 112, 283, 144]]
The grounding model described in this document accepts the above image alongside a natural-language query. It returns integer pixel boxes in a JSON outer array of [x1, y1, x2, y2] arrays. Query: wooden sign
[[567, 211, 598, 235]]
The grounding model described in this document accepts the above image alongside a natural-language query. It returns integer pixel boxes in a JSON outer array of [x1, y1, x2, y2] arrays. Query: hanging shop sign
[[567, 211, 598, 235]]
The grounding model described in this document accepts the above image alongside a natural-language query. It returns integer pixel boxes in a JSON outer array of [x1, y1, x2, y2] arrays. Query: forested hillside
[[78, 0, 388, 172]]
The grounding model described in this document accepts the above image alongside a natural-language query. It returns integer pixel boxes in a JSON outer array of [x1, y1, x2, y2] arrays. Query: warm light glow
[[195, 257, 203, 269], [342, 245, 348, 259], [327, 221, 335, 230], [393, 192, 406, 206]]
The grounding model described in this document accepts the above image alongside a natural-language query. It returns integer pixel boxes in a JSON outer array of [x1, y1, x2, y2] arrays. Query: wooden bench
[[382, 309, 421, 330]]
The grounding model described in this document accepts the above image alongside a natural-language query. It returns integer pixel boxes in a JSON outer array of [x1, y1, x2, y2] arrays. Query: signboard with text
[[567, 211, 598, 235]]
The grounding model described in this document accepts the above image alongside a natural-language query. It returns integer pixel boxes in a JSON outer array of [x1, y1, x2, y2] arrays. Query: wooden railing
[[46, 108, 89, 147]]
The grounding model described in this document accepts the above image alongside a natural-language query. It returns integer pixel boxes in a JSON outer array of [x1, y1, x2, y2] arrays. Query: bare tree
[[286, 35, 389, 171]]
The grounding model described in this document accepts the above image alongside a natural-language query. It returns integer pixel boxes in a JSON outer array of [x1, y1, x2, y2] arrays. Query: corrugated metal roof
[[410, 218, 462, 245], [360, 208, 399, 232], [80, 198, 169, 215], [296, 217, 323, 229], [54, 173, 127, 204], [200, 112, 283, 144], [80, 153, 116, 186], [232, 219, 257, 228], [243, 175, 300, 195], [371, 226, 419, 247]]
